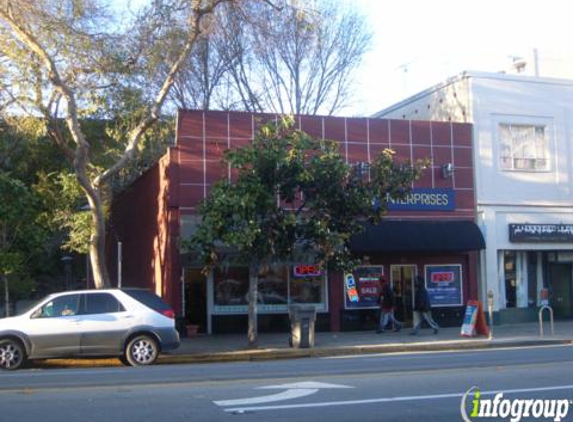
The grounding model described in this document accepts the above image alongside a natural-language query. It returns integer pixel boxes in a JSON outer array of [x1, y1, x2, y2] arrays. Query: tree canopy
[[188, 118, 425, 346], [0, 0, 270, 289], [169, 0, 372, 115]]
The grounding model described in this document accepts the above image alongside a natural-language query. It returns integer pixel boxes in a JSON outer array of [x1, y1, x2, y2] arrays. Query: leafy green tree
[[0, 0, 276, 289], [188, 118, 424, 347], [0, 173, 45, 316]]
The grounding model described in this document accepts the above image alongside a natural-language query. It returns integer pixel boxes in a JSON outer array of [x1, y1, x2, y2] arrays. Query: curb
[[35, 338, 572, 369], [156, 338, 573, 365]]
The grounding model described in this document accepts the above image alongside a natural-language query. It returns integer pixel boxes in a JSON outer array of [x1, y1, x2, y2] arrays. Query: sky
[[348, 0, 573, 116], [116, 0, 572, 117]]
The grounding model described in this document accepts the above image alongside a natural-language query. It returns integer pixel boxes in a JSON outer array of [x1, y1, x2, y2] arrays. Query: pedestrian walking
[[377, 282, 402, 333], [410, 276, 439, 335]]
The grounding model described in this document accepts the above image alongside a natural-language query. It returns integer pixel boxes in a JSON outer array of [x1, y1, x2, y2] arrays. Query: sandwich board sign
[[461, 300, 489, 337]]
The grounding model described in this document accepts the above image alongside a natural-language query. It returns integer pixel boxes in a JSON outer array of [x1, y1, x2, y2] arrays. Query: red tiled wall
[[174, 110, 476, 220]]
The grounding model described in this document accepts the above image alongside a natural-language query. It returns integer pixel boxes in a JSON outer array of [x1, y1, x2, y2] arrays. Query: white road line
[[222, 384, 573, 413], [214, 389, 318, 407]]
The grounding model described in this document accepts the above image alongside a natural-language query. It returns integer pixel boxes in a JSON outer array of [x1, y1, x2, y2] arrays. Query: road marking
[[215, 381, 353, 407], [214, 389, 319, 406], [221, 384, 573, 413], [258, 381, 353, 390]]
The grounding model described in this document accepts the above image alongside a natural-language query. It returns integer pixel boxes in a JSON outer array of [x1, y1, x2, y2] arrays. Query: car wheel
[[124, 335, 159, 366], [0, 338, 26, 370]]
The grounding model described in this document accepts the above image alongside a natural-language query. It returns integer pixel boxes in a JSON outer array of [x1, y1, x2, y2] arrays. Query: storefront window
[[213, 266, 249, 308], [290, 275, 324, 305], [259, 265, 288, 306], [504, 251, 517, 308], [211, 264, 326, 314]]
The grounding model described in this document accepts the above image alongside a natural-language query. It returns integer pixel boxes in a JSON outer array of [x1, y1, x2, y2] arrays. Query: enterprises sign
[[387, 188, 455, 211]]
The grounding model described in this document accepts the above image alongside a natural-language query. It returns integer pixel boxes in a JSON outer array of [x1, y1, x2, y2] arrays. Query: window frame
[[81, 293, 126, 315], [498, 122, 551, 172], [33, 294, 81, 318]]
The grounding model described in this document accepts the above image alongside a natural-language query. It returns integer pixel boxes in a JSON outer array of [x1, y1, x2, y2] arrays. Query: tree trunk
[[3, 274, 9, 317], [81, 182, 111, 289], [247, 262, 259, 348]]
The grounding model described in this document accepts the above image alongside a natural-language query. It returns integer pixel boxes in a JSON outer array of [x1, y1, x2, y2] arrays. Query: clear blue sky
[[349, 0, 572, 116], [115, 0, 572, 116]]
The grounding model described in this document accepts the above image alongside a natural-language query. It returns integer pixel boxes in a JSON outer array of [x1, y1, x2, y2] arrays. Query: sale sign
[[425, 264, 463, 307], [344, 266, 384, 309]]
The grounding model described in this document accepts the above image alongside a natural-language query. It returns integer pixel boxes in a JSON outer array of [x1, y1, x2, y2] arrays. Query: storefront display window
[[211, 264, 326, 314], [290, 273, 325, 306], [213, 266, 249, 309]]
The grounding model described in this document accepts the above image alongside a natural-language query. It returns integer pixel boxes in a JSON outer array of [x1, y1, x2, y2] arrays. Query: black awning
[[349, 220, 485, 253]]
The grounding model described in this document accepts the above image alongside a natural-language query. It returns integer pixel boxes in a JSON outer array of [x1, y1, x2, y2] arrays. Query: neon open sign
[[293, 264, 322, 277]]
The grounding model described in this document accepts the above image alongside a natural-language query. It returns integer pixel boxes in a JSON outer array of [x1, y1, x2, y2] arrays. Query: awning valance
[[349, 220, 485, 253]]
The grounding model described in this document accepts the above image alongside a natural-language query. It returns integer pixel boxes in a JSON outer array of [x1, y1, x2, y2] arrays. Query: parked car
[[0, 288, 180, 370]]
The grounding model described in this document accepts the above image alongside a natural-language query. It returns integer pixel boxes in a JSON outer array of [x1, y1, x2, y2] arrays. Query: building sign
[[387, 188, 455, 211], [509, 224, 573, 243], [344, 266, 384, 309], [293, 264, 323, 278], [424, 264, 463, 307]]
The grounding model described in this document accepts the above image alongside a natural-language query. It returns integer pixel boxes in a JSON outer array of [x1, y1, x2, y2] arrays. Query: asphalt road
[[2, 344, 573, 422]]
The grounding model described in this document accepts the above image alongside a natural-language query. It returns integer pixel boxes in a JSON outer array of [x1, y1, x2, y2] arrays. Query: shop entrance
[[390, 265, 416, 326], [549, 263, 573, 318], [183, 268, 207, 333]]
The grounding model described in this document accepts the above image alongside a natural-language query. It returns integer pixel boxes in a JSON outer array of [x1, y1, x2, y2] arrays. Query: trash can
[[289, 305, 316, 348]]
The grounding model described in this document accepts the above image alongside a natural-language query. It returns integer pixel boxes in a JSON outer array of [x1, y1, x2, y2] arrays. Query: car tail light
[[161, 309, 175, 319]]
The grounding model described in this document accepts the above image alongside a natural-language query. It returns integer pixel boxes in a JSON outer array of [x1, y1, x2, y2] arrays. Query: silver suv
[[0, 288, 180, 370]]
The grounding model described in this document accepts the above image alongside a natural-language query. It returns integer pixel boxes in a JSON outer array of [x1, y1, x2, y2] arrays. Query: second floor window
[[499, 124, 549, 171]]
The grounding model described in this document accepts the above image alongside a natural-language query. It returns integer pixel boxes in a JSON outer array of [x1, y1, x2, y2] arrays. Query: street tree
[[168, 0, 372, 114], [188, 118, 424, 347], [0, 0, 277, 289]]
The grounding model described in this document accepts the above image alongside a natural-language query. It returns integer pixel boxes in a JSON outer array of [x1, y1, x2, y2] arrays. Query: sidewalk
[[159, 319, 573, 365]]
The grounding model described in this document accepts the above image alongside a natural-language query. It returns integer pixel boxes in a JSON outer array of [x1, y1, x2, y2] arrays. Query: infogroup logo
[[461, 386, 571, 422]]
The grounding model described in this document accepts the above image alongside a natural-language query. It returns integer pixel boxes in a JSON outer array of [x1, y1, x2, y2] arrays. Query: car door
[[26, 293, 82, 358], [76, 293, 134, 355]]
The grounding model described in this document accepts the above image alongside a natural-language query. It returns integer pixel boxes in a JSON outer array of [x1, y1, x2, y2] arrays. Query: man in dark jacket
[[377, 282, 402, 333], [410, 276, 439, 335]]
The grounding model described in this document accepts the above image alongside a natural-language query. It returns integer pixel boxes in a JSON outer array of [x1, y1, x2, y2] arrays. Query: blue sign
[[387, 188, 455, 211], [425, 264, 463, 306]]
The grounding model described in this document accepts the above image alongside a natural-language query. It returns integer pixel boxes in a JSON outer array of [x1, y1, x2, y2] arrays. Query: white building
[[374, 71, 573, 323]]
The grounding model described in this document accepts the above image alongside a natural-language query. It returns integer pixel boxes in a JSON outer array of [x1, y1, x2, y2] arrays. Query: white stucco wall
[[375, 71, 573, 312]]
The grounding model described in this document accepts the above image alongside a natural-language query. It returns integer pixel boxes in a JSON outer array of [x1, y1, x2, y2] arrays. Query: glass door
[[390, 265, 417, 326], [549, 263, 573, 318]]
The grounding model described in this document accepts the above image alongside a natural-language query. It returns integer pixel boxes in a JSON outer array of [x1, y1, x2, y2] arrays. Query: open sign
[[293, 264, 322, 277], [431, 271, 454, 283]]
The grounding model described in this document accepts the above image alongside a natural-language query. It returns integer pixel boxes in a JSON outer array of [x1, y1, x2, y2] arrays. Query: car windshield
[[14, 295, 53, 316]]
